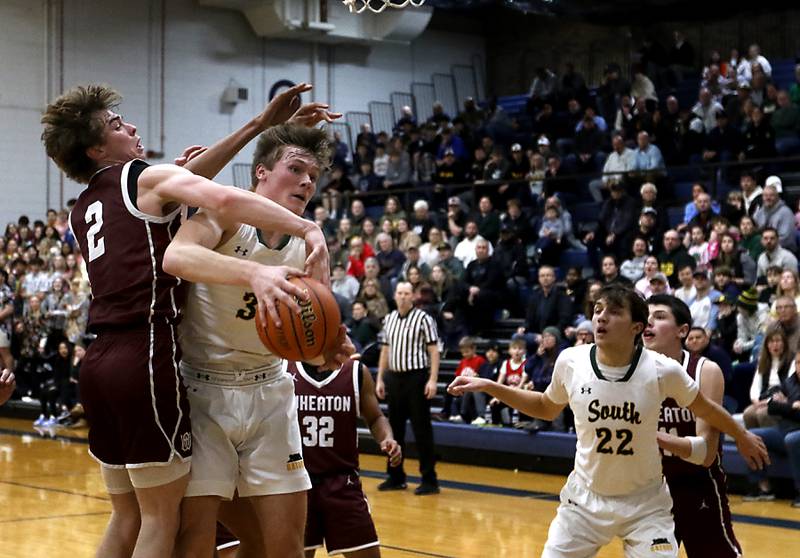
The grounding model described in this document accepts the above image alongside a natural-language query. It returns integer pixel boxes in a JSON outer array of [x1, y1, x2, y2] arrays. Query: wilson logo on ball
[[298, 293, 318, 347]]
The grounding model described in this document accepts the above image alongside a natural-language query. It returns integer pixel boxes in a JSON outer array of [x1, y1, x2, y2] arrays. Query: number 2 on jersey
[[84, 201, 106, 262], [596, 427, 634, 455], [302, 416, 334, 447]]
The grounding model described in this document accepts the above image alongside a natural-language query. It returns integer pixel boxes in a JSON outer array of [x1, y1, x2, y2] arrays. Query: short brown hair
[[251, 124, 332, 187], [41, 84, 121, 184]]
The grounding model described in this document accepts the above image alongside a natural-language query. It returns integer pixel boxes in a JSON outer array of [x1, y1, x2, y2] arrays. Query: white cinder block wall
[[0, 0, 485, 225]]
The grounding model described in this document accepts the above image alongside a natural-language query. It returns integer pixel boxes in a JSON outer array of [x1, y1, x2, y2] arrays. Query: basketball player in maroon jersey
[[41, 82, 337, 558], [643, 295, 742, 557], [293, 358, 401, 558]]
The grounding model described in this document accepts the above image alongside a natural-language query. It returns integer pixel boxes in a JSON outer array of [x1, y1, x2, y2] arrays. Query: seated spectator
[[713, 266, 740, 301], [528, 66, 558, 111], [744, 350, 800, 507], [346, 236, 374, 280], [690, 269, 721, 334], [691, 88, 724, 134], [634, 207, 662, 254], [774, 270, 800, 314], [567, 115, 606, 173], [632, 131, 665, 181], [396, 219, 422, 253], [766, 295, 800, 354], [436, 124, 467, 162], [383, 148, 412, 190], [314, 206, 337, 239], [454, 221, 492, 267], [355, 161, 381, 194], [737, 43, 772, 83], [394, 105, 417, 133], [684, 192, 718, 235], [573, 320, 594, 346], [770, 91, 800, 155], [542, 155, 577, 200], [446, 337, 487, 423], [374, 233, 406, 283], [620, 237, 649, 283], [358, 278, 389, 321], [733, 288, 765, 362], [349, 199, 368, 232], [489, 338, 528, 426], [686, 225, 711, 270], [756, 227, 798, 280], [458, 97, 485, 137], [534, 204, 565, 266], [522, 326, 564, 432], [682, 183, 718, 225], [744, 326, 793, 429], [583, 182, 638, 269], [436, 242, 464, 282], [399, 244, 429, 280], [472, 196, 501, 245], [588, 133, 634, 203], [446, 196, 468, 240], [634, 255, 660, 297], [563, 266, 588, 319], [331, 262, 360, 305], [712, 232, 750, 286], [499, 144, 531, 204], [686, 326, 734, 389], [428, 101, 451, 127], [600, 254, 633, 287], [743, 107, 777, 160], [360, 218, 377, 249], [409, 199, 441, 240], [753, 184, 796, 252], [419, 226, 446, 269], [630, 66, 657, 103], [739, 215, 763, 263], [346, 300, 380, 353], [673, 264, 696, 305], [517, 266, 572, 342], [501, 199, 533, 244]]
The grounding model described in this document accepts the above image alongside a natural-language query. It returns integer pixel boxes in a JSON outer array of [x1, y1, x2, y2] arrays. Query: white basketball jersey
[[545, 344, 698, 496], [179, 224, 306, 373]]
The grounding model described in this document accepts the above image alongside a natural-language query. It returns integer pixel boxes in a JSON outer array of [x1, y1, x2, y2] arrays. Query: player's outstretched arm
[[657, 361, 725, 468], [139, 164, 329, 281], [162, 211, 307, 328], [688, 390, 770, 470], [359, 363, 402, 467], [448, 376, 565, 421], [0, 369, 15, 405], [181, 82, 314, 180]]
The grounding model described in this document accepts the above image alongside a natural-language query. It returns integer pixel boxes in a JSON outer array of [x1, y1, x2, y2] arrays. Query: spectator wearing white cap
[[753, 184, 796, 251]]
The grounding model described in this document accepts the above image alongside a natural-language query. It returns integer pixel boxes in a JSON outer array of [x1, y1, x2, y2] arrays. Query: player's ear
[[86, 145, 105, 162], [677, 323, 690, 341], [255, 163, 269, 181], [632, 322, 645, 336]]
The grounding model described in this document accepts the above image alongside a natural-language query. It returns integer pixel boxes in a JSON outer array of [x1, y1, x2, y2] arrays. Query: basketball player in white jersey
[[164, 124, 354, 557], [448, 285, 768, 557]]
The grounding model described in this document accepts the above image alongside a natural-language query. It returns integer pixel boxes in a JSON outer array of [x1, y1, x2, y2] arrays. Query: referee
[[375, 281, 440, 495]]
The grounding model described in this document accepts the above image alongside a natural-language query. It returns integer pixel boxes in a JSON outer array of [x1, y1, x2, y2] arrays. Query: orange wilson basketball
[[255, 276, 340, 362]]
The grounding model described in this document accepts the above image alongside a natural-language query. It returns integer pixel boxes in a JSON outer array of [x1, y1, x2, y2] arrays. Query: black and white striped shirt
[[379, 308, 439, 372]]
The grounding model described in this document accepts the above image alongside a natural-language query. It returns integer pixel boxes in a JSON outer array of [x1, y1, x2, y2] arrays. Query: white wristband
[[685, 435, 708, 466]]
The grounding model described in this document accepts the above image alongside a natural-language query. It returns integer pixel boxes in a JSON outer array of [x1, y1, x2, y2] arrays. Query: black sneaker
[[414, 483, 440, 496], [377, 479, 407, 491]]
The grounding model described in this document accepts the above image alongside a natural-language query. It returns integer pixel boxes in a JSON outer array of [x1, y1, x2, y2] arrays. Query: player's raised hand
[[174, 145, 208, 167], [257, 83, 313, 129], [0, 369, 16, 406], [381, 438, 402, 467], [320, 326, 355, 371], [737, 430, 770, 470], [303, 224, 331, 286], [288, 102, 343, 128], [250, 265, 308, 328], [447, 376, 491, 396]]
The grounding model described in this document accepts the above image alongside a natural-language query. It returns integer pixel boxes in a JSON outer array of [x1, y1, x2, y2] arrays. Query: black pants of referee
[[385, 369, 438, 486]]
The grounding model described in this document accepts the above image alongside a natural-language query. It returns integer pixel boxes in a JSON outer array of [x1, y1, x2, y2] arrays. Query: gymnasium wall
[[0, 0, 485, 225]]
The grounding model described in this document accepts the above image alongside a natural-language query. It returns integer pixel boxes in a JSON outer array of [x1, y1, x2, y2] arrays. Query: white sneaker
[[471, 417, 487, 426], [33, 414, 46, 426], [448, 415, 464, 423]]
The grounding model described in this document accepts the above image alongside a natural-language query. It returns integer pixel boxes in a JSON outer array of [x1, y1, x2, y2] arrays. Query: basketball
[[255, 276, 341, 362]]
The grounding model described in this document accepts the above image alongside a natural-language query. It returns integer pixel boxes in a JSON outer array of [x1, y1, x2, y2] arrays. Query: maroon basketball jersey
[[291, 360, 361, 476], [69, 160, 185, 331], [659, 351, 722, 477]]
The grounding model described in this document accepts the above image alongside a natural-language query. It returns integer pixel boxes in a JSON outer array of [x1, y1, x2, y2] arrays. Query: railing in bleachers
[[432, 72, 458, 118], [411, 82, 436, 123], [452, 64, 479, 106], [368, 101, 395, 137], [344, 111, 372, 151]]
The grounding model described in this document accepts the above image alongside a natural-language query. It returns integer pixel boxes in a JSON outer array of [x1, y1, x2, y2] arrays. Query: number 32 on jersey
[[302, 415, 334, 447]]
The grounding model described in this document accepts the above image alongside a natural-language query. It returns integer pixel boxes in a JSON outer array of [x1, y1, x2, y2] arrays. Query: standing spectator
[[472, 196, 501, 245], [375, 282, 440, 495], [753, 184, 796, 251], [527, 67, 558, 111], [756, 227, 798, 280], [669, 30, 696, 82], [460, 239, 504, 335], [737, 44, 772, 83]]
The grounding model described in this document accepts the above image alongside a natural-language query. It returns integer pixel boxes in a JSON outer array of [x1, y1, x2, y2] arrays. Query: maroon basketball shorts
[[667, 469, 742, 558], [79, 323, 192, 467], [305, 472, 379, 555]]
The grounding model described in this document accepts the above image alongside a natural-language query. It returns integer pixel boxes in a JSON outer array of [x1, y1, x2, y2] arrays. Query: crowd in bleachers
[[1, 205, 89, 427], [3, 32, 800, 500]]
